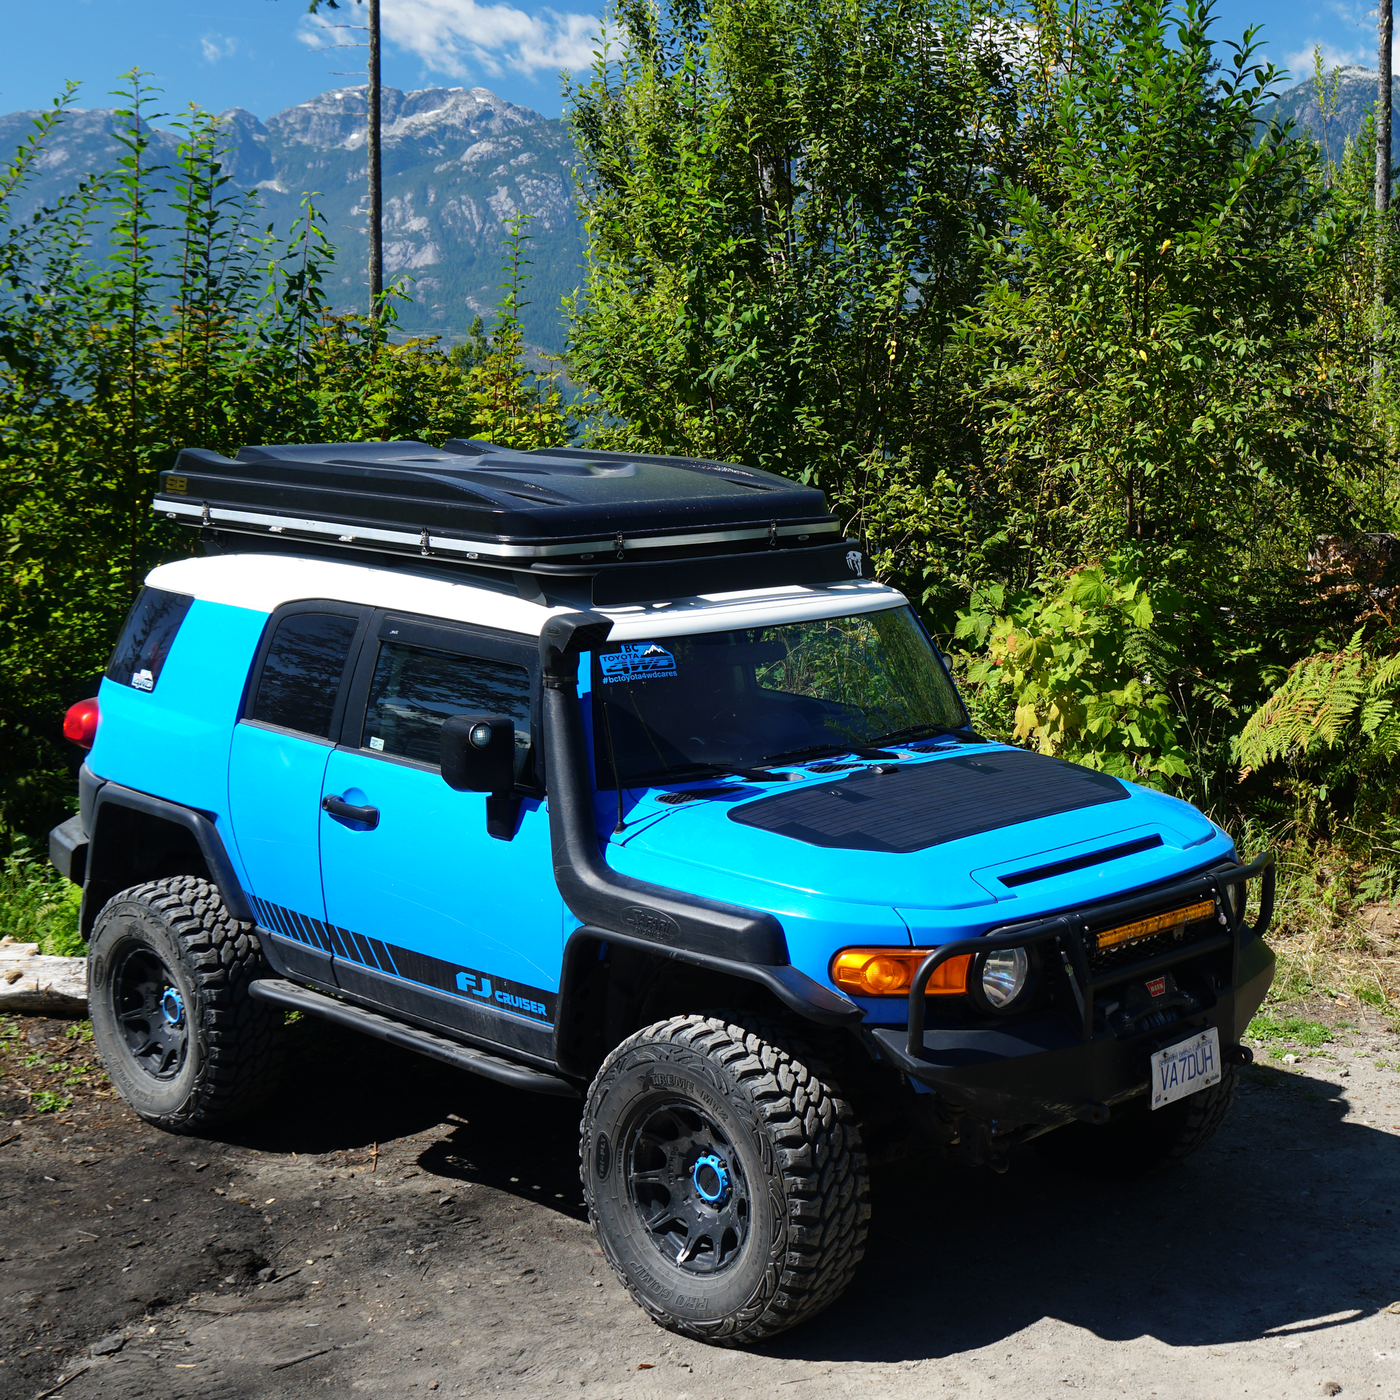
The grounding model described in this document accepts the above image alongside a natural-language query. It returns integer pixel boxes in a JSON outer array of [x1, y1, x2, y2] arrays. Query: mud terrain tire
[[88, 877, 282, 1132], [1042, 1067, 1239, 1178], [580, 1014, 869, 1345]]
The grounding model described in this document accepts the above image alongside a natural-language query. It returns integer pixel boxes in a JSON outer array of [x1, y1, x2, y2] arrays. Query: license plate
[[1150, 1027, 1222, 1110]]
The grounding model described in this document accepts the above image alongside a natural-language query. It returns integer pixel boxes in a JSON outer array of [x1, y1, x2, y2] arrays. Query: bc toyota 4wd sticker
[[599, 642, 677, 683]]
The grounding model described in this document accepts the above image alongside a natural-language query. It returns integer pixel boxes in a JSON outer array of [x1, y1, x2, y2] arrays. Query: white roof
[[144, 552, 908, 641]]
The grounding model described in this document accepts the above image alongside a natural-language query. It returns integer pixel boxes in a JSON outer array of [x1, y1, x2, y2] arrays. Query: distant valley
[[0, 85, 584, 351]]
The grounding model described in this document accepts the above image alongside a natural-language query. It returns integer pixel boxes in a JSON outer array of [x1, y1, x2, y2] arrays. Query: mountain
[[1260, 66, 1400, 165], [0, 86, 583, 351]]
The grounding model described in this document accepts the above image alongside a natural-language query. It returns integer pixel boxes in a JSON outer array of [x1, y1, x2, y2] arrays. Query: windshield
[[591, 606, 968, 785]]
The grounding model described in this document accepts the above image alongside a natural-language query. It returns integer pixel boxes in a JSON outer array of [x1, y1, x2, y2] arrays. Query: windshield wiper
[[757, 743, 847, 765], [861, 723, 965, 748], [627, 761, 791, 785]]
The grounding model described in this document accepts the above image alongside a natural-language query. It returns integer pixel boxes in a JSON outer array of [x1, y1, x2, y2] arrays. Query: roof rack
[[155, 439, 868, 606]]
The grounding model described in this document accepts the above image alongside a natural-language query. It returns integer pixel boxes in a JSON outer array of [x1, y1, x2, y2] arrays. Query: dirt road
[[2, 1009, 1398, 1400]]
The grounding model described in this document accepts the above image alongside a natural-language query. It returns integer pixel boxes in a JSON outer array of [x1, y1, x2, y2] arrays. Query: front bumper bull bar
[[868, 852, 1277, 1126]]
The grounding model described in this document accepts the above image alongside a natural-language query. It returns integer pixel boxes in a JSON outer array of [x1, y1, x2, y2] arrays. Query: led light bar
[[1094, 898, 1216, 952]]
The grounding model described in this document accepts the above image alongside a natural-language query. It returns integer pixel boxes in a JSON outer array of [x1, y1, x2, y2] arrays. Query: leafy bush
[[952, 564, 1191, 786], [0, 846, 83, 955]]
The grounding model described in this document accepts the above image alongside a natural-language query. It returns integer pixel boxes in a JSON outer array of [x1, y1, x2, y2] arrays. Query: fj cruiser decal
[[599, 642, 677, 683], [453, 967, 552, 1022]]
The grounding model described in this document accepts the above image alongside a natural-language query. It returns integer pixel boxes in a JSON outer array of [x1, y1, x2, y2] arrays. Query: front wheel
[[580, 1015, 869, 1345], [88, 877, 283, 1132]]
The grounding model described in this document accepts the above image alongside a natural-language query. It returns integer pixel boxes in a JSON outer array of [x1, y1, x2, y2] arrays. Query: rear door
[[227, 602, 370, 988], [319, 611, 563, 1061]]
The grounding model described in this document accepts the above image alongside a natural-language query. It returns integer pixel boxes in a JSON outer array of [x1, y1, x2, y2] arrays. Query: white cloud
[[1279, 39, 1394, 82], [200, 32, 240, 65], [300, 1, 600, 79]]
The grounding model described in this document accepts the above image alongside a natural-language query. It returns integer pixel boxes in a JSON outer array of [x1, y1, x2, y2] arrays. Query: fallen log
[[0, 937, 87, 1016]]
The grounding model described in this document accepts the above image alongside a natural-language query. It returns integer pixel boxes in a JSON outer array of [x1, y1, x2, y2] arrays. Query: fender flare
[[83, 781, 254, 931]]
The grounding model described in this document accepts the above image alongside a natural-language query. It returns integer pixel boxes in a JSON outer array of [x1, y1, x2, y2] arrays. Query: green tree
[[0, 78, 483, 845], [467, 213, 572, 450], [565, 0, 1018, 536], [956, 0, 1365, 591]]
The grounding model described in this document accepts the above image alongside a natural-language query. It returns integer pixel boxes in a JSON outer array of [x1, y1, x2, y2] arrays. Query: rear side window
[[249, 613, 360, 738], [361, 642, 531, 770], [106, 588, 193, 691]]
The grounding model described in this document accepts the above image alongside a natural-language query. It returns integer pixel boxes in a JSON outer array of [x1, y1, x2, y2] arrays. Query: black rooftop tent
[[156, 439, 866, 606]]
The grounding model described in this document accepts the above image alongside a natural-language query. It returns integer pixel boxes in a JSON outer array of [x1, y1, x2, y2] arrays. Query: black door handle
[[322, 795, 380, 829]]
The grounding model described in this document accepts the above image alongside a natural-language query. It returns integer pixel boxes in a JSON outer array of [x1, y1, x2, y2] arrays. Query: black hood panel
[[727, 749, 1128, 853]]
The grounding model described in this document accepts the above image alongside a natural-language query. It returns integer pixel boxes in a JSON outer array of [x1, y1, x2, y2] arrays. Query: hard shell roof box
[[155, 440, 859, 606]]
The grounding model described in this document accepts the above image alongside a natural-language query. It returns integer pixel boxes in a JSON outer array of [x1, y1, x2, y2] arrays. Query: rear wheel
[[88, 877, 283, 1132], [1041, 1068, 1239, 1178], [580, 1014, 869, 1344]]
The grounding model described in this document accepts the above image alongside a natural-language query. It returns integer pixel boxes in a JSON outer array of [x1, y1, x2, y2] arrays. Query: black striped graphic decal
[[250, 894, 401, 976], [249, 895, 556, 1023]]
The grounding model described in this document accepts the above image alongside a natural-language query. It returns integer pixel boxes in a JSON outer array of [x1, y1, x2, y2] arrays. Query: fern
[[1238, 631, 1370, 768]]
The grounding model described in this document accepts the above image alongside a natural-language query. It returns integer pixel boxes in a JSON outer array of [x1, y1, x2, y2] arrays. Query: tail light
[[63, 698, 100, 750]]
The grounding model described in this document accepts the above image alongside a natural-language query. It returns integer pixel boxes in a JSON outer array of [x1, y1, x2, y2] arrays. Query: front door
[[319, 611, 563, 1061], [227, 601, 370, 988]]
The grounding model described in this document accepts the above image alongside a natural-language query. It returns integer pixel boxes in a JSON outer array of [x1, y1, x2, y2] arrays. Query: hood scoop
[[998, 833, 1164, 888]]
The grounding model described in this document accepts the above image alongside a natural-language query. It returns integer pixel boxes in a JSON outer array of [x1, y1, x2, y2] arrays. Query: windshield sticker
[[599, 642, 677, 683]]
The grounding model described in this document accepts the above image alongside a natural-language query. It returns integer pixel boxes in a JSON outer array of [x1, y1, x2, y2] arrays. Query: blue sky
[[0, 0, 1390, 124]]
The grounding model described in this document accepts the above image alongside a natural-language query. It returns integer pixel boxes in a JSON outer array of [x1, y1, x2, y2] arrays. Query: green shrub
[[0, 845, 83, 955], [951, 564, 1191, 788]]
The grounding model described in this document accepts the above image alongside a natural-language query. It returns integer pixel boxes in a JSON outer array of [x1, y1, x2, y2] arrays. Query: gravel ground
[[1, 1008, 1398, 1400]]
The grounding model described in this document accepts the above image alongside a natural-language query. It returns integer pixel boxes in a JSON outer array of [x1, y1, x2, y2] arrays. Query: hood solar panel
[[727, 749, 1128, 853]]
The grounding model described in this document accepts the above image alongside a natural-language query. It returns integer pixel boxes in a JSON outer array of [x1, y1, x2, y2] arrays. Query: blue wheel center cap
[[161, 987, 185, 1028], [692, 1152, 730, 1206]]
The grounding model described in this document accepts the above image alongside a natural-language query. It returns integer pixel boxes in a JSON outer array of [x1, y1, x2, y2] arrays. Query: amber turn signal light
[[830, 948, 972, 998]]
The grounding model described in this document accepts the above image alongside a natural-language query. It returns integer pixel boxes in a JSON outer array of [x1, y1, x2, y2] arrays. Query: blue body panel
[[87, 598, 269, 875], [319, 749, 564, 1010], [227, 724, 334, 923], [601, 743, 1235, 1011]]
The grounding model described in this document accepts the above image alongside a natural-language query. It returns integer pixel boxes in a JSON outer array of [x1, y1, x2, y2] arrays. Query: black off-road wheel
[[580, 1014, 869, 1345], [1041, 1067, 1239, 1178], [88, 877, 283, 1133]]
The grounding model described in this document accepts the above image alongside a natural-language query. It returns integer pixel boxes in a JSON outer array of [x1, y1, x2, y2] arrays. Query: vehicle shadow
[[219, 1015, 589, 1214], [219, 1019, 1397, 1359], [763, 1060, 1399, 1362]]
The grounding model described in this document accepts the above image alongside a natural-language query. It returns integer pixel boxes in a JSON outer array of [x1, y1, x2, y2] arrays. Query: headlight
[[978, 947, 1030, 1010], [1211, 860, 1245, 924]]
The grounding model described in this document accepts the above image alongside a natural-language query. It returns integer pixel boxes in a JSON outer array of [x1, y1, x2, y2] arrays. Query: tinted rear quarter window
[[249, 612, 360, 738], [106, 588, 194, 691]]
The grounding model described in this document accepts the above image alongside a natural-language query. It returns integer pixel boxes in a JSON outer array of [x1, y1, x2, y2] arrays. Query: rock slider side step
[[248, 977, 578, 1097]]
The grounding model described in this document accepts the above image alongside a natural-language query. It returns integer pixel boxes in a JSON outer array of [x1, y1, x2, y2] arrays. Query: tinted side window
[[361, 642, 531, 771], [106, 588, 194, 691], [249, 613, 359, 738]]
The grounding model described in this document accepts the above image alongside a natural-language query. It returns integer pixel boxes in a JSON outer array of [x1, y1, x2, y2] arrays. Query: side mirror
[[441, 713, 515, 795]]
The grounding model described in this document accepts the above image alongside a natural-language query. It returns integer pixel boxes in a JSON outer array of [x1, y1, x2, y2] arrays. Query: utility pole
[[367, 0, 382, 310], [305, 0, 383, 314], [1380, 0, 1392, 219]]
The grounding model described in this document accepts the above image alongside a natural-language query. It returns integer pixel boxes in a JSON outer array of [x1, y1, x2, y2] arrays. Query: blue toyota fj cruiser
[[50, 439, 1276, 1343]]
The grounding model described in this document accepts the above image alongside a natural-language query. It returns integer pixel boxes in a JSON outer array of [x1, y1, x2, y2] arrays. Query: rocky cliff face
[[0, 85, 582, 349], [1260, 66, 1400, 166]]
